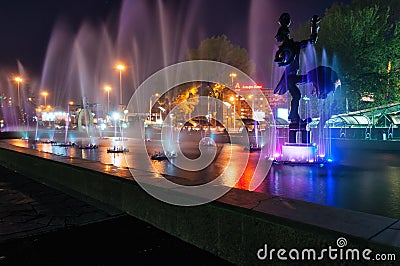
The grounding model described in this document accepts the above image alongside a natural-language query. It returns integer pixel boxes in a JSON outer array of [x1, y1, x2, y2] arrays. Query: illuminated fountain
[[1, 0, 278, 194], [270, 12, 339, 164]]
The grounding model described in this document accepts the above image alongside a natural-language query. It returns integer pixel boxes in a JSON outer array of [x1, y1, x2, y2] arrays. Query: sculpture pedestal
[[288, 118, 312, 144], [281, 143, 318, 163]]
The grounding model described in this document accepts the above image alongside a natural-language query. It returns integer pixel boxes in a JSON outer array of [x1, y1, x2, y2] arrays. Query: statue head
[[279, 13, 291, 27], [275, 13, 291, 42]]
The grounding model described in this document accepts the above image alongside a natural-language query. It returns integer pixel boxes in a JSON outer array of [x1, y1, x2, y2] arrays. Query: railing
[[365, 124, 372, 140], [340, 126, 346, 138], [388, 123, 394, 140]]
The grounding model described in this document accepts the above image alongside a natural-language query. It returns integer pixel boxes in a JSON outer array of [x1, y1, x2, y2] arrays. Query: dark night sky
[[0, 0, 352, 84], [0, 0, 122, 75]]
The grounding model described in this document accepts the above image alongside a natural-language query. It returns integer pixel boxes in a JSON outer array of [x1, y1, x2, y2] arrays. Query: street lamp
[[115, 64, 125, 106], [14, 77, 23, 107], [230, 96, 236, 131], [149, 93, 159, 123], [223, 102, 232, 130], [229, 72, 237, 87], [42, 91, 48, 106], [104, 85, 111, 114]]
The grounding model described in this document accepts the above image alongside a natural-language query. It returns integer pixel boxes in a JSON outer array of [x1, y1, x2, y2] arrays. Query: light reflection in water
[[6, 138, 400, 219]]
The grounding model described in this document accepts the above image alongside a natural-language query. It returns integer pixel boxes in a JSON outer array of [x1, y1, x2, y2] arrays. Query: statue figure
[[273, 13, 340, 124]]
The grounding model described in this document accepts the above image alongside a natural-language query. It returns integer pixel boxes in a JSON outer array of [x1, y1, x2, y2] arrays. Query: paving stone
[[252, 197, 398, 239], [371, 228, 400, 248], [0, 165, 120, 243], [2, 212, 38, 223], [217, 188, 275, 209], [48, 216, 67, 227], [389, 221, 400, 230]]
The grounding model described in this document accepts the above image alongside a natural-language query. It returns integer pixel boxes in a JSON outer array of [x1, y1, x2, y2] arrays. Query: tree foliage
[[171, 85, 199, 121], [186, 35, 255, 76], [295, 0, 400, 113]]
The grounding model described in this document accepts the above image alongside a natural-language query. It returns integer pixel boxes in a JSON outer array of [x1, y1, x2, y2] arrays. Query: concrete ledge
[[0, 141, 399, 265]]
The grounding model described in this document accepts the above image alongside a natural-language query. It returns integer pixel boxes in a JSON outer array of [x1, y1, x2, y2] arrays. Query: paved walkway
[[0, 165, 232, 265], [0, 165, 123, 244]]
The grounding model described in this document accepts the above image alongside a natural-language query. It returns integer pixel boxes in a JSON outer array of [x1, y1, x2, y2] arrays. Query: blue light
[[327, 158, 333, 163]]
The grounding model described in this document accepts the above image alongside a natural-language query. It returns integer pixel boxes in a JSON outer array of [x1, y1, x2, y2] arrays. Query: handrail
[[365, 124, 372, 140], [388, 123, 394, 140], [340, 126, 346, 138]]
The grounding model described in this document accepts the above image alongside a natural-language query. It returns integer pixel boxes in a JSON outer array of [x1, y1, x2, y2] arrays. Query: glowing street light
[[42, 91, 49, 106], [14, 76, 23, 107], [229, 72, 237, 87], [104, 85, 112, 114], [115, 64, 125, 106], [149, 93, 159, 122], [229, 96, 236, 131]]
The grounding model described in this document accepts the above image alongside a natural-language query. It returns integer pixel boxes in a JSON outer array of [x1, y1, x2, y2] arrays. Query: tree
[[171, 84, 199, 121], [186, 35, 255, 76], [294, 0, 400, 113]]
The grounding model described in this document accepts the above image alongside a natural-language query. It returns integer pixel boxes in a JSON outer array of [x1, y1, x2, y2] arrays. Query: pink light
[[281, 144, 318, 163]]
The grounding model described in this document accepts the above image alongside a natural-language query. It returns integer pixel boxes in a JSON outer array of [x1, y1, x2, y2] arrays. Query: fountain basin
[[0, 140, 398, 265], [281, 143, 318, 163]]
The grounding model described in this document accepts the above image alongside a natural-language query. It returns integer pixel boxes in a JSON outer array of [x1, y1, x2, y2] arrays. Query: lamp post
[[115, 64, 125, 106], [230, 96, 236, 131], [42, 91, 48, 107], [149, 93, 159, 123], [223, 102, 231, 131], [14, 77, 23, 107], [229, 72, 237, 87], [104, 85, 111, 114]]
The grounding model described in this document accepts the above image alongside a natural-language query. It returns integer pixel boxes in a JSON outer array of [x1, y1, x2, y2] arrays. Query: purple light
[[282, 144, 318, 163]]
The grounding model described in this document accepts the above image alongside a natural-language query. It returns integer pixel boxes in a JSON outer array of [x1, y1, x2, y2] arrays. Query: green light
[[0, 96, 3, 99]]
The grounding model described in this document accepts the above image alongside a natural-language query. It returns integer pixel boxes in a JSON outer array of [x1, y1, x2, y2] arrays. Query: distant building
[[222, 83, 288, 127]]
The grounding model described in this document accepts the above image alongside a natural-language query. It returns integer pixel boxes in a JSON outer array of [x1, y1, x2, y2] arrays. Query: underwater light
[[112, 112, 120, 120]]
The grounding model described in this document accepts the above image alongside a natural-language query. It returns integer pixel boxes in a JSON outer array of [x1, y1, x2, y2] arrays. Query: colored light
[[112, 112, 120, 120]]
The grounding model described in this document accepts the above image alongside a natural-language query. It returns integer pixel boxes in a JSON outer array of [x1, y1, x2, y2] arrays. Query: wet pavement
[[0, 165, 232, 265]]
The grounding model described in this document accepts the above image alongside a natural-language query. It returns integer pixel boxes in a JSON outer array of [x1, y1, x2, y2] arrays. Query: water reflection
[[6, 138, 400, 219], [255, 163, 400, 219]]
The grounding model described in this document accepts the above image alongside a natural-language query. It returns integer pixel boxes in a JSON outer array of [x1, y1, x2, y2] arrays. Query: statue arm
[[299, 15, 321, 48]]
